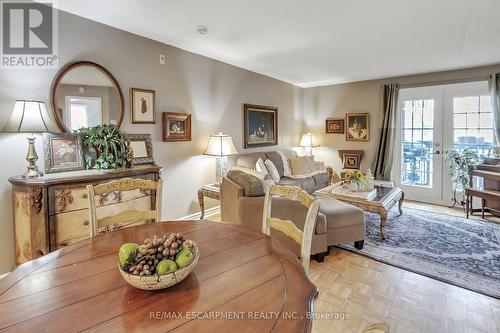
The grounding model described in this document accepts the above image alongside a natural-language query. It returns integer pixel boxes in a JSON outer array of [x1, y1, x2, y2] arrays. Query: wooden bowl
[[119, 241, 199, 290]]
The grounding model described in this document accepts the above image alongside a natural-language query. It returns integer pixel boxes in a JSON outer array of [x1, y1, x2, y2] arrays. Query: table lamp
[[299, 132, 319, 156], [204, 132, 238, 184], [1, 100, 60, 178]]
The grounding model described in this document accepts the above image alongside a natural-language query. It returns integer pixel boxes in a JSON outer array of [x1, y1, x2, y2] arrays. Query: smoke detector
[[196, 25, 208, 35]]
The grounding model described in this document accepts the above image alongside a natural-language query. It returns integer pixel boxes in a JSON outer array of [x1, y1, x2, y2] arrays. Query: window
[[453, 95, 493, 155], [400, 99, 434, 187]]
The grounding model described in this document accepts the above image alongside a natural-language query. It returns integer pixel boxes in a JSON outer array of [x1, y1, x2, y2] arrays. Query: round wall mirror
[[51, 61, 124, 132]]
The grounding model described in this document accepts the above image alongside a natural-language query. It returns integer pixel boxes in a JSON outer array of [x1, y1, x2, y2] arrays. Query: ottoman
[[317, 196, 366, 251]]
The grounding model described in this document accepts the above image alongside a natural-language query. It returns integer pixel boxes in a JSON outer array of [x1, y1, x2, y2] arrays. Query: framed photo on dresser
[[43, 133, 84, 173]]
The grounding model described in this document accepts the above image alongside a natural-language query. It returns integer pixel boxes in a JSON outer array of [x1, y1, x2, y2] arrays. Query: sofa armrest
[[221, 177, 244, 224]]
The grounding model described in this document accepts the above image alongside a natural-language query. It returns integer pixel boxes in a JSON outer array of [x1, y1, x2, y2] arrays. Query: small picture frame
[[43, 133, 84, 173], [162, 112, 192, 142], [346, 113, 369, 141], [126, 134, 154, 165], [326, 119, 344, 134], [342, 153, 361, 169], [243, 103, 278, 148], [130, 88, 155, 124]]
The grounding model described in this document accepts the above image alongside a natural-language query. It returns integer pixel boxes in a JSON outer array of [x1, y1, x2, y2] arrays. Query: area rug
[[339, 208, 500, 299]]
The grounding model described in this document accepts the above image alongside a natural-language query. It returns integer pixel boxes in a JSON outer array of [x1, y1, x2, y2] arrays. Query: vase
[[350, 181, 359, 192]]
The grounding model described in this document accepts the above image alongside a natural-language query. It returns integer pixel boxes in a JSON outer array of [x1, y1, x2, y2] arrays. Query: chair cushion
[[289, 156, 315, 175], [313, 172, 331, 187], [236, 153, 267, 170], [264, 151, 284, 177], [318, 196, 365, 229]]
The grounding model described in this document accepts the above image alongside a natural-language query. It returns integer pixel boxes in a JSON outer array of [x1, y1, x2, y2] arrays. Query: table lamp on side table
[[1, 100, 60, 178], [203, 132, 238, 184], [299, 132, 319, 156]]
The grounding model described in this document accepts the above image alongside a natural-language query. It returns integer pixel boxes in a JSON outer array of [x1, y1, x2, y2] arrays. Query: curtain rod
[[397, 74, 491, 89]]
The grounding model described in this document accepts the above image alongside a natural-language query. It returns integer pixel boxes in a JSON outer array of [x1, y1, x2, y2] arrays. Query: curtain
[[372, 83, 399, 180], [489, 73, 500, 146]]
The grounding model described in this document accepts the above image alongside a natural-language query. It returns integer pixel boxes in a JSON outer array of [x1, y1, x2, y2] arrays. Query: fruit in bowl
[[118, 232, 199, 290]]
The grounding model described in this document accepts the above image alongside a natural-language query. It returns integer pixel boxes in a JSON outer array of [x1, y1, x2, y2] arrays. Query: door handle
[[434, 150, 441, 155]]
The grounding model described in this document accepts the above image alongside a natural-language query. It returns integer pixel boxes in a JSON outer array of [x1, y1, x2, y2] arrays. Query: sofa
[[221, 150, 366, 261]]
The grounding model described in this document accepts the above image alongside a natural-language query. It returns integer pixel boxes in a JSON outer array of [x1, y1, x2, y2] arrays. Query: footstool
[[317, 196, 366, 250]]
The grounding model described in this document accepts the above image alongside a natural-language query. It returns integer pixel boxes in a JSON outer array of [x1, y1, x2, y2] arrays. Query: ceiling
[[52, 0, 500, 87]]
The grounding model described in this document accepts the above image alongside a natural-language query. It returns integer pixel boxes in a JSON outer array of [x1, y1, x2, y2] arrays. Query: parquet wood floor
[[211, 201, 500, 333]]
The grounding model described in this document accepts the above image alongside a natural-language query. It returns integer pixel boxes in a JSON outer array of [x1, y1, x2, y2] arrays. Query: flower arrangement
[[344, 170, 368, 191]]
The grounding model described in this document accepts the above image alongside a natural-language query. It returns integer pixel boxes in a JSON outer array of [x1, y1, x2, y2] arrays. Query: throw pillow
[[277, 149, 298, 177], [264, 159, 280, 183], [289, 156, 315, 175], [255, 158, 268, 175]]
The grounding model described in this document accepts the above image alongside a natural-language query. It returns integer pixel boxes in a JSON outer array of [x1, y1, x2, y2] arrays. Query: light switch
[[159, 54, 166, 64]]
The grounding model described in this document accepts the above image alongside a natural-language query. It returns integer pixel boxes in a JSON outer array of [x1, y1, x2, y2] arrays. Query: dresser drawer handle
[[37, 250, 44, 256], [82, 194, 88, 199], [83, 220, 89, 226], [59, 242, 68, 248]]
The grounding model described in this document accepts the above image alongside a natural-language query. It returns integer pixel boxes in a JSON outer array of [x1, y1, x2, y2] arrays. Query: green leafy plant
[[77, 124, 129, 170], [444, 148, 482, 190]]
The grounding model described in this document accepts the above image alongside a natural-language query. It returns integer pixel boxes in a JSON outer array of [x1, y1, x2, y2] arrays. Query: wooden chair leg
[[466, 195, 469, 219], [354, 240, 364, 250], [314, 252, 326, 263], [482, 199, 485, 219]]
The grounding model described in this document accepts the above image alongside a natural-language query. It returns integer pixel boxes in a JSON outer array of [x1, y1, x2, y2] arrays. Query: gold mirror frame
[[50, 61, 125, 132]]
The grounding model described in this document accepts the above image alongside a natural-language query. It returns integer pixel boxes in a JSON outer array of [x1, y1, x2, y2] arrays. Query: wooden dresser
[[9, 165, 161, 264]]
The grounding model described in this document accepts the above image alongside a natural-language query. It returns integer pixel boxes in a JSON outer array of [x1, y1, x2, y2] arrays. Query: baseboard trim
[[177, 206, 221, 221]]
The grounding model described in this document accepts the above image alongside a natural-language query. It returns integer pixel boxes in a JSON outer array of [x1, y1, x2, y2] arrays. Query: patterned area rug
[[339, 208, 500, 299]]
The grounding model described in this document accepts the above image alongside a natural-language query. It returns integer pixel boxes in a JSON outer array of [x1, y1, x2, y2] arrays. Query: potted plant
[[444, 148, 482, 207], [77, 124, 129, 170]]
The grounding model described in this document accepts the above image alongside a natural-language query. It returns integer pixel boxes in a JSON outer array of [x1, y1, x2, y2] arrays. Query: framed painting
[[325, 119, 344, 134], [162, 112, 192, 142], [346, 113, 369, 141], [342, 153, 361, 169], [126, 134, 154, 165], [243, 104, 278, 148], [130, 88, 155, 124], [43, 133, 84, 173]]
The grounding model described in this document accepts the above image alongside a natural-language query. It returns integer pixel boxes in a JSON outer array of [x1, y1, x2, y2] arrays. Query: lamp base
[[215, 156, 228, 184], [22, 135, 43, 179]]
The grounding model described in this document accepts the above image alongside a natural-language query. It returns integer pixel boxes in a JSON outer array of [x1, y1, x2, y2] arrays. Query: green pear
[[175, 249, 194, 268], [119, 243, 138, 268], [156, 259, 177, 275]]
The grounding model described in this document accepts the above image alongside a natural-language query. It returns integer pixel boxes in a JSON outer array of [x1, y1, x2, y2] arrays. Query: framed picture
[[342, 153, 361, 169], [162, 112, 192, 142], [126, 134, 154, 165], [243, 103, 278, 148], [43, 133, 84, 173], [326, 119, 344, 134], [130, 88, 155, 124], [346, 113, 369, 141]]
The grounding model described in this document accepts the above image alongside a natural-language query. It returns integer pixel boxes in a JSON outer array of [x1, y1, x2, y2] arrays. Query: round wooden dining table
[[0, 221, 318, 333]]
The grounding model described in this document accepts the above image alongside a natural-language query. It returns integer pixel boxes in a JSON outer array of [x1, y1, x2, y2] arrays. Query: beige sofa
[[221, 151, 366, 262]]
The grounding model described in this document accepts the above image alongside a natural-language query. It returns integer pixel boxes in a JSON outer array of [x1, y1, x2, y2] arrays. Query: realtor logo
[[1, 0, 58, 68]]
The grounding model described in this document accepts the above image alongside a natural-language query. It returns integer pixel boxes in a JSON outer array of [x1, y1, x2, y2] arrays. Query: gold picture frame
[[346, 113, 369, 141], [130, 88, 155, 124]]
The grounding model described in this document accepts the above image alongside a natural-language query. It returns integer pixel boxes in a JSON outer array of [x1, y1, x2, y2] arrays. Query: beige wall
[[303, 64, 500, 172], [0, 10, 303, 274]]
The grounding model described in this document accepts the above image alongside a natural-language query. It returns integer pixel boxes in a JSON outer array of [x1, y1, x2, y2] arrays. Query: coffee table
[[315, 183, 404, 240]]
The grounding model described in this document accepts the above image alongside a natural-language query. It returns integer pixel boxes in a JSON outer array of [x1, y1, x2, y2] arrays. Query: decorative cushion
[[277, 149, 298, 177], [289, 156, 315, 175], [236, 153, 267, 170], [264, 151, 285, 177], [265, 159, 280, 183], [278, 177, 316, 194], [255, 158, 268, 175], [227, 169, 268, 197]]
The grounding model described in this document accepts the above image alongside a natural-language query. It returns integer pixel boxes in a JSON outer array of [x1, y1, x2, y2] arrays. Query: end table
[[197, 183, 220, 219]]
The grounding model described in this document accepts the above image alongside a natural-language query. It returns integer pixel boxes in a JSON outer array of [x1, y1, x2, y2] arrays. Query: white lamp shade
[[1, 100, 60, 133], [299, 132, 319, 147], [204, 132, 238, 156]]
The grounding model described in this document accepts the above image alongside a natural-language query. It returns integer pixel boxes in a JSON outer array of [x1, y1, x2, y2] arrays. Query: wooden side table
[[197, 183, 220, 219]]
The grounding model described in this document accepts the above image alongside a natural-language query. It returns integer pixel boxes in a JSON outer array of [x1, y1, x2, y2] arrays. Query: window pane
[[467, 113, 479, 128], [479, 113, 492, 128], [480, 96, 492, 113], [454, 113, 467, 128]]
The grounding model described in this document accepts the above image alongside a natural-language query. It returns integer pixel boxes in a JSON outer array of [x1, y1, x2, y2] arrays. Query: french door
[[394, 81, 492, 204]]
